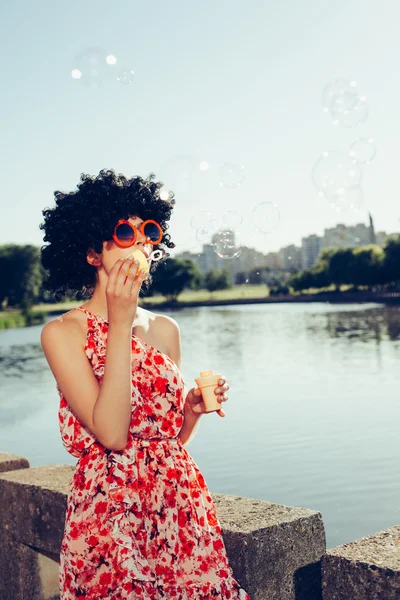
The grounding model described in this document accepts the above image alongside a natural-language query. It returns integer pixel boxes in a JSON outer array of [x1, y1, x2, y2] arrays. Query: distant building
[[175, 230, 268, 281], [322, 222, 371, 249], [279, 244, 302, 271], [369, 213, 376, 244], [301, 234, 322, 269], [175, 213, 398, 277]]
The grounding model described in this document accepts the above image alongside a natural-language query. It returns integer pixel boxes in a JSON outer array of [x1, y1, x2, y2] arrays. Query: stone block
[[212, 492, 326, 599], [321, 524, 400, 599]]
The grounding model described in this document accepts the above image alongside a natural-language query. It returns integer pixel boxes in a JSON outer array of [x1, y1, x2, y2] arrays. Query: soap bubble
[[218, 163, 245, 189], [190, 211, 213, 230], [349, 138, 377, 164], [329, 90, 359, 116], [252, 202, 280, 234], [196, 219, 219, 243], [222, 210, 243, 229], [71, 47, 115, 87], [312, 150, 363, 199], [331, 94, 369, 127], [116, 69, 135, 84], [326, 185, 364, 212], [322, 78, 369, 127], [322, 78, 358, 110], [212, 229, 241, 259]]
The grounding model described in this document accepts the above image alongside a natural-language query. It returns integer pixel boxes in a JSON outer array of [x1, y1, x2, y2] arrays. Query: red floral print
[[56, 306, 252, 599]]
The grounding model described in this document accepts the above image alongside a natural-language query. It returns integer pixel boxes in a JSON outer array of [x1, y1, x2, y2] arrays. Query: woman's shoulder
[[137, 306, 179, 334], [42, 307, 88, 346]]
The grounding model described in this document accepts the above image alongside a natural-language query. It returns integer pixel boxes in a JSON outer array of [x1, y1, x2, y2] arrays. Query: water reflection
[[305, 305, 400, 344], [0, 343, 44, 378]]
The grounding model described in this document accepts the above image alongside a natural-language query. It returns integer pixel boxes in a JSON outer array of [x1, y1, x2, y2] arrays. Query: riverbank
[[1, 287, 400, 329]]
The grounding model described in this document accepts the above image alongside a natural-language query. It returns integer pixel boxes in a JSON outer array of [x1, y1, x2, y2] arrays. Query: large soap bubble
[[252, 202, 280, 234], [312, 150, 363, 199], [212, 229, 241, 259]]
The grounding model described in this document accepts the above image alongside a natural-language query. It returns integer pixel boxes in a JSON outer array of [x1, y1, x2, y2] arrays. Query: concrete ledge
[[0, 459, 326, 599], [212, 493, 326, 599], [2, 454, 399, 599], [321, 524, 400, 599], [0, 464, 73, 556], [0, 451, 30, 473]]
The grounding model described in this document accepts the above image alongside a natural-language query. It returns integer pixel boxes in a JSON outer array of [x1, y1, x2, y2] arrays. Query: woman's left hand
[[184, 377, 230, 418]]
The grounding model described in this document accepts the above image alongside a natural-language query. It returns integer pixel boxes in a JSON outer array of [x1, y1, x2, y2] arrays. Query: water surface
[[1, 302, 399, 550]]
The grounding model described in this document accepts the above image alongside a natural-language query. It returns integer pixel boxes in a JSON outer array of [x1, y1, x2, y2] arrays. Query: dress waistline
[[129, 436, 182, 448]]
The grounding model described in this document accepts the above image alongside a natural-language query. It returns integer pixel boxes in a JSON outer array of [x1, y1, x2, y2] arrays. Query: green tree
[[327, 248, 354, 290], [348, 245, 385, 288], [150, 259, 201, 302], [0, 245, 43, 308], [382, 236, 400, 284], [204, 269, 232, 292], [235, 271, 247, 285]]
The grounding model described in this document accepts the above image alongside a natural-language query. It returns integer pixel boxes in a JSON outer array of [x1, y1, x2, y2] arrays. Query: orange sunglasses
[[112, 219, 163, 247]]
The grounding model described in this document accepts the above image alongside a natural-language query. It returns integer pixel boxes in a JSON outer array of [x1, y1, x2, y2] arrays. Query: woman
[[39, 169, 252, 599]]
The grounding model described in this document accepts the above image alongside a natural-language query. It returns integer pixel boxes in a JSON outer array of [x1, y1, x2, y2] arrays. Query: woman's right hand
[[106, 256, 147, 330]]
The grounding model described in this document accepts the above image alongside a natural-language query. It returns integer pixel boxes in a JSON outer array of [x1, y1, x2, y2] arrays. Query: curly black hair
[[39, 169, 175, 301]]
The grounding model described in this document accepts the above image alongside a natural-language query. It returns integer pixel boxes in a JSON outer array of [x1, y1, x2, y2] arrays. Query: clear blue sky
[[1, 0, 399, 255]]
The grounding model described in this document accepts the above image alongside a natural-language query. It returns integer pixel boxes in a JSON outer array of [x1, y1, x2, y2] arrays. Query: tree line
[[1, 236, 400, 313], [0, 245, 232, 310]]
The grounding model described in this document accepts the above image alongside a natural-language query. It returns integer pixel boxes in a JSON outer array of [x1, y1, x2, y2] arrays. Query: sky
[[0, 0, 399, 257]]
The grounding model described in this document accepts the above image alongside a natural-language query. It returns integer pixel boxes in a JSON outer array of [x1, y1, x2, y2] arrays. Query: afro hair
[[39, 169, 176, 301]]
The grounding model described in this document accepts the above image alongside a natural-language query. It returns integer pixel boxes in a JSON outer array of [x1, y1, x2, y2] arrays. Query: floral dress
[[57, 305, 252, 600]]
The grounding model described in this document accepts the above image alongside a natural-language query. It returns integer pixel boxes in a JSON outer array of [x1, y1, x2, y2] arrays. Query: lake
[[1, 302, 399, 551]]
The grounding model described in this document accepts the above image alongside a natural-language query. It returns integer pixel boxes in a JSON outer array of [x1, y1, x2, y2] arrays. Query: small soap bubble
[[322, 78, 358, 109], [72, 47, 114, 87], [326, 185, 364, 212], [312, 150, 363, 199], [218, 163, 245, 189], [349, 138, 377, 164], [329, 90, 359, 116], [252, 202, 280, 234], [116, 69, 135, 84], [213, 229, 241, 259], [330, 95, 369, 128], [222, 210, 243, 229], [196, 219, 219, 243]]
